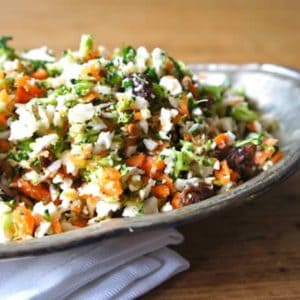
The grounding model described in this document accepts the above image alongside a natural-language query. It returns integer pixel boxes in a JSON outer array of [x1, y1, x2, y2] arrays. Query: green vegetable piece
[[152, 83, 166, 100], [73, 80, 94, 96], [121, 46, 136, 63], [116, 97, 133, 112], [202, 85, 225, 102], [175, 151, 190, 176], [235, 133, 263, 147], [231, 103, 259, 122], [44, 209, 51, 221], [144, 67, 159, 82], [0, 36, 15, 60], [79, 34, 94, 56], [2, 212, 12, 231], [117, 111, 133, 124]]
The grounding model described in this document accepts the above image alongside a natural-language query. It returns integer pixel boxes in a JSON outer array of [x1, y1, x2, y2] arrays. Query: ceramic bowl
[[1, 63, 300, 259]]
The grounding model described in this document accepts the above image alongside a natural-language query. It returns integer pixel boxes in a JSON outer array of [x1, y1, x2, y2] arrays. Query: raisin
[[179, 183, 215, 207], [125, 73, 153, 99], [226, 144, 258, 179]]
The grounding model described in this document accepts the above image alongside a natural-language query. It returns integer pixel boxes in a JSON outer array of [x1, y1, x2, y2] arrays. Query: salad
[[0, 35, 282, 242]]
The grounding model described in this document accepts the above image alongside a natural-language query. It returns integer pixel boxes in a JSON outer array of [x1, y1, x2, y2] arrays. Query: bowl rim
[[1, 63, 300, 259]]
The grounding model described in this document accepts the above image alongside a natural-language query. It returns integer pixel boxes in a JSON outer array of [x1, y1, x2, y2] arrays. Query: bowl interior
[[1, 63, 300, 259]]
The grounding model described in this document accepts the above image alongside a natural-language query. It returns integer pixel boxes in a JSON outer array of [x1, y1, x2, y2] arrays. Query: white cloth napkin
[[0, 228, 189, 300]]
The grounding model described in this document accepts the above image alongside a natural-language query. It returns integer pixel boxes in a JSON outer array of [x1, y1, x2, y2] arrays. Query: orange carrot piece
[[271, 151, 283, 164], [83, 92, 99, 102], [254, 149, 274, 166], [12, 206, 35, 238], [31, 69, 48, 80], [15, 76, 45, 103], [151, 184, 170, 199], [171, 192, 181, 209], [99, 168, 123, 197], [134, 112, 142, 121], [179, 96, 189, 116], [51, 218, 62, 234], [16, 178, 51, 203], [127, 153, 146, 168], [214, 160, 238, 185], [214, 133, 229, 149]]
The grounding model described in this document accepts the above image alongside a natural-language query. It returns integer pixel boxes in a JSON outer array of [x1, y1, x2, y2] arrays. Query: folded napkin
[[0, 228, 189, 300]]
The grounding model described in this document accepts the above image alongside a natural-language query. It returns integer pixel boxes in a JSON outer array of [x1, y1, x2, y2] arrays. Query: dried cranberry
[[226, 144, 258, 179], [179, 183, 215, 207], [126, 73, 153, 99]]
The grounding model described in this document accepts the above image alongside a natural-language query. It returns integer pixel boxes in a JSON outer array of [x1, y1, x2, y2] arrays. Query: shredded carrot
[[171, 192, 181, 209], [214, 160, 238, 185], [134, 112, 142, 121], [83, 92, 99, 102], [31, 69, 48, 80], [15, 76, 45, 103], [254, 149, 274, 166], [151, 184, 170, 198], [153, 173, 174, 192], [127, 153, 146, 168], [16, 178, 51, 203], [51, 218, 62, 234], [12, 206, 35, 238], [179, 96, 189, 116], [271, 151, 283, 164], [214, 133, 229, 149], [98, 168, 123, 197]]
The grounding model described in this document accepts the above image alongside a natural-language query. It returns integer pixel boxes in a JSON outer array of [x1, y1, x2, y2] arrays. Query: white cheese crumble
[[68, 103, 95, 124], [9, 104, 39, 140], [161, 201, 173, 212], [143, 138, 158, 151], [33, 202, 57, 217], [30, 133, 59, 158], [122, 205, 140, 217], [94, 131, 114, 152], [34, 221, 51, 238], [135, 47, 150, 72], [96, 201, 120, 218], [21, 47, 55, 62], [151, 48, 165, 76], [159, 76, 182, 96], [94, 84, 112, 95], [159, 108, 178, 140], [174, 177, 201, 191]]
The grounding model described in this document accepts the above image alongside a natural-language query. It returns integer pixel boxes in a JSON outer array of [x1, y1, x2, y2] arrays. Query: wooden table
[[2, 0, 300, 298]]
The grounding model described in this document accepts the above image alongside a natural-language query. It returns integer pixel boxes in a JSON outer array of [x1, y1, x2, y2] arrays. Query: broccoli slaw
[[0, 35, 282, 242]]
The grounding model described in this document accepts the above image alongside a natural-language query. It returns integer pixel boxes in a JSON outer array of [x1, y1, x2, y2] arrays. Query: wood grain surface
[[1, 0, 300, 298]]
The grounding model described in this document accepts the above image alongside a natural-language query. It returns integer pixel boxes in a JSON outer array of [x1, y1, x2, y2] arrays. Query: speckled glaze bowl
[[1, 63, 300, 259]]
